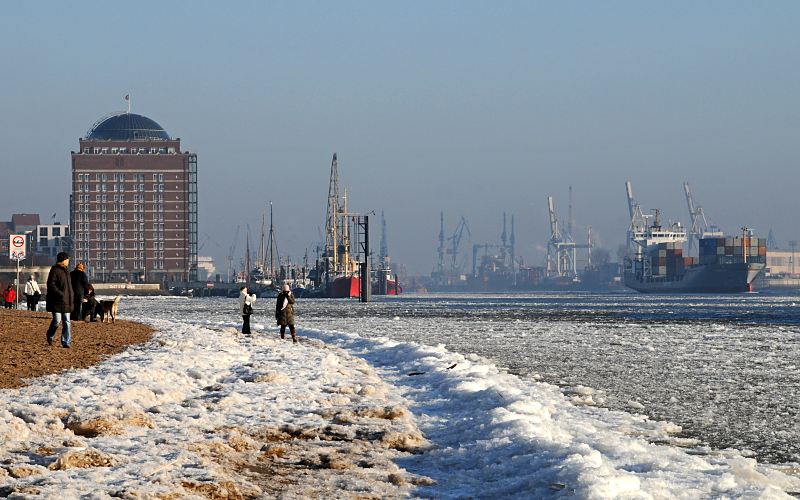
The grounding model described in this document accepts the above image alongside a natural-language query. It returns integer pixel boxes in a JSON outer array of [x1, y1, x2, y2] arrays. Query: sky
[[1, 1, 798, 275]]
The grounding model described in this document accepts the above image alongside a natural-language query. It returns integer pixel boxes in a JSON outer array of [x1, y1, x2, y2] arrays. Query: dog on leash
[[99, 296, 122, 324]]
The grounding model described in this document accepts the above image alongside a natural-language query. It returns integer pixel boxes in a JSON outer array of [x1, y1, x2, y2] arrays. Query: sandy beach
[[0, 308, 154, 389]]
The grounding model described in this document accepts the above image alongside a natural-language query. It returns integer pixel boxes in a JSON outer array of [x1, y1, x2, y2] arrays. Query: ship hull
[[328, 276, 361, 298], [372, 279, 401, 295], [624, 263, 764, 293]]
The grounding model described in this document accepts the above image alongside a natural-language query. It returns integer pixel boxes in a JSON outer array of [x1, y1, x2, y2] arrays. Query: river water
[[293, 292, 800, 467]]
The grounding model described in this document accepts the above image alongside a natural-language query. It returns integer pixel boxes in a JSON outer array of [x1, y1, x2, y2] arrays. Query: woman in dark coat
[[70, 262, 89, 320], [46, 252, 74, 348], [275, 284, 297, 343]]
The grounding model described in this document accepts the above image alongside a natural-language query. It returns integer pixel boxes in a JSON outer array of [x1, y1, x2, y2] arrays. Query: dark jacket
[[46, 264, 74, 313], [70, 269, 88, 304], [275, 291, 295, 326]]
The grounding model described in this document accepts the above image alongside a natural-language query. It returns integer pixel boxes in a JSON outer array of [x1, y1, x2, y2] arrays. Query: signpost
[[9, 234, 27, 309]]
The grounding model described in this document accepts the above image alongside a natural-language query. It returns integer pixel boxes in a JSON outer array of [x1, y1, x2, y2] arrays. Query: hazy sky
[[1, 1, 798, 274]]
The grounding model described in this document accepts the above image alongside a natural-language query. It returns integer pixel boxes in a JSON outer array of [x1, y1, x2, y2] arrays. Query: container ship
[[623, 181, 765, 293], [624, 231, 766, 293]]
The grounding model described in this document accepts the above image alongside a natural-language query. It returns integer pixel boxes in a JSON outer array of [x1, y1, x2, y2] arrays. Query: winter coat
[[70, 269, 89, 304], [3, 288, 16, 303], [275, 291, 295, 326], [46, 264, 74, 313], [239, 291, 256, 315], [24, 280, 41, 296]]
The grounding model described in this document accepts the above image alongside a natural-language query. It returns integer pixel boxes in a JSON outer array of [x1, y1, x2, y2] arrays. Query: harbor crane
[[546, 195, 591, 279], [625, 181, 649, 237], [447, 216, 471, 273], [547, 196, 576, 278], [226, 225, 240, 283], [683, 182, 712, 255], [379, 210, 389, 266], [472, 212, 516, 281]]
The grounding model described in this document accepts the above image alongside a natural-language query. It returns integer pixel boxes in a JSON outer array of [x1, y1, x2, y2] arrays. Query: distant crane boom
[[227, 225, 240, 282], [683, 181, 712, 255]]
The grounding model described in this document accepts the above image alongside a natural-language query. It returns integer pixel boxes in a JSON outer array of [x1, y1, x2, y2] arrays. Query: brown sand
[[0, 308, 154, 389]]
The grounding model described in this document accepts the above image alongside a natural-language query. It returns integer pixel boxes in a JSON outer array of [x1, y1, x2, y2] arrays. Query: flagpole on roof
[[125, 93, 131, 114]]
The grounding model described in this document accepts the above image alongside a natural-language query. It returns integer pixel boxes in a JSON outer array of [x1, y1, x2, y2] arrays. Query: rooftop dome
[[86, 112, 170, 141]]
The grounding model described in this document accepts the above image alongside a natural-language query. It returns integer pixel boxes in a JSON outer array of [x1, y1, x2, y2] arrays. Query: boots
[[280, 325, 297, 343]]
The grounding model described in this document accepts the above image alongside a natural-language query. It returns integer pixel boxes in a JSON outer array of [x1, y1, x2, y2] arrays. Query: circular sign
[[11, 236, 25, 248]]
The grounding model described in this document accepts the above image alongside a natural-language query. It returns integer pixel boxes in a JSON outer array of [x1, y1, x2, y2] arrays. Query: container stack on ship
[[623, 181, 766, 293]]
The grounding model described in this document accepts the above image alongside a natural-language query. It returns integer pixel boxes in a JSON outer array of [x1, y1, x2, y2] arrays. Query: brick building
[[70, 112, 198, 283]]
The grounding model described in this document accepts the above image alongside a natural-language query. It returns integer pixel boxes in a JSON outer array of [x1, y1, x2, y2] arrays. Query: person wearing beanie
[[45, 252, 74, 348], [275, 284, 297, 343]]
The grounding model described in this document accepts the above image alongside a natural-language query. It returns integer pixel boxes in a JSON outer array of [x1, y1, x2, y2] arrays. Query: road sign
[[9, 234, 26, 260]]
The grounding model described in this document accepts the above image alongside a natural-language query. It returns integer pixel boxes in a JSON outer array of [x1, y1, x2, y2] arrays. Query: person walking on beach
[[70, 262, 89, 320], [45, 252, 74, 348], [275, 284, 297, 343], [3, 285, 16, 309], [239, 286, 256, 334], [24, 276, 41, 311]]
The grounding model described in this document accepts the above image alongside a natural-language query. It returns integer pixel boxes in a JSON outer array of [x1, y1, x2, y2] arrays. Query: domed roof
[[86, 112, 170, 141]]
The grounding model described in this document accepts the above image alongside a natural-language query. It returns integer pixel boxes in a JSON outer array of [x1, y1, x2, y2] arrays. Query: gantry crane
[[447, 216, 471, 273], [547, 194, 591, 279], [683, 182, 713, 256], [227, 225, 240, 283]]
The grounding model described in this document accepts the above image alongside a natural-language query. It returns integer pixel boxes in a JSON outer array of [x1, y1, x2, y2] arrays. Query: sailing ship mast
[[325, 153, 340, 280], [245, 228, 251, 284], [266, 201, 280, 280], [257, 212, 266, 273]]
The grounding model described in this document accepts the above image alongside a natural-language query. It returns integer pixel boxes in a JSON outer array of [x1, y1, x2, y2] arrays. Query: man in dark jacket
[[70, 262, 89, 320], [275, 284, 297, 343], [46, 252, 75, 348]]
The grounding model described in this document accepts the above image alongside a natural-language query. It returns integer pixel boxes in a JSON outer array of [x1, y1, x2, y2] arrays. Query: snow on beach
[[2, 296, 799, 498]]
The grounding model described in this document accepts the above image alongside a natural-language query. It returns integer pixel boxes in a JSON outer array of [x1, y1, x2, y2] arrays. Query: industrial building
[[70, 112, 198, 283]]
